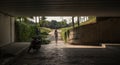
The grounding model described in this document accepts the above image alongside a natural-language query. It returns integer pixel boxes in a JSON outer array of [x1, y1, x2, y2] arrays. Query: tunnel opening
[[14, 16, 97, 45]]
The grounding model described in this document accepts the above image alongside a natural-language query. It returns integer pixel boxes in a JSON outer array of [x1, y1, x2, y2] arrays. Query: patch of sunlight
[[64, 43, 120, 48], [65, 44, 106, 48], [80, 17, 96, 26]]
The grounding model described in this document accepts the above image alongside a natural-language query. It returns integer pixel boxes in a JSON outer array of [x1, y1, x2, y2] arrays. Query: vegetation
[[15, 17, 51, 44], [15, 16, 96, 43], [39, 17, 68, 29], [15, 17, 36, 42], [80, 16, 96, 26], [61, 27, 72, 43]]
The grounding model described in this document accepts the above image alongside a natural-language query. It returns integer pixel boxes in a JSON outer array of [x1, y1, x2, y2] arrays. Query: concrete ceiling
[[0, 0, 120, 16]]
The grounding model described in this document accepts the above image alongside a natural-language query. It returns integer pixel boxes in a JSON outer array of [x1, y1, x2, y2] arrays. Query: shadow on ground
[[11, 43, 120, 65]]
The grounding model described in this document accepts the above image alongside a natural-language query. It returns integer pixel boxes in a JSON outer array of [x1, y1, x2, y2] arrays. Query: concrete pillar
[[0, 13, 15, 46], [77, 16, 80, 26], [72, 16, 75, 28], [10, 17, 15, 43]]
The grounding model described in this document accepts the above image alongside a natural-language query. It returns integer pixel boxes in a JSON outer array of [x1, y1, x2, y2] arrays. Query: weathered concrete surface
[[1, 0, 120, 16], [97, 17, 120, 43], [68, 24, 100, 45], [68, 17, 120, 45]]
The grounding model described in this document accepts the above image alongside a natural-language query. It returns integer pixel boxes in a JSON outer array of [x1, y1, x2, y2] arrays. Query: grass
[[39, 27, 52, 33], [80, 17, 96, 26], [38, 27, 52, 44]]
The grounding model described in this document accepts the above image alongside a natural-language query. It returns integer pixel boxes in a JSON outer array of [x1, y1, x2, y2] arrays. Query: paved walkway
[[12, 30, 120, 65], [0, 42, 30, 65]]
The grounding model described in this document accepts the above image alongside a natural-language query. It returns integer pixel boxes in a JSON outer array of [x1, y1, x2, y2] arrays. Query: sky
[[45, 16, 73, 23], [28, 16, 89, 23]]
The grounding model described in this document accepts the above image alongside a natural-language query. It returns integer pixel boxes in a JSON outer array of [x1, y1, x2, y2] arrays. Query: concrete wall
[[97, 17, 120, 43], [69, 23, 99, 45], [11, 17, 15, 42], [0, 13, 15, 46], [69, 17, 120, 45]]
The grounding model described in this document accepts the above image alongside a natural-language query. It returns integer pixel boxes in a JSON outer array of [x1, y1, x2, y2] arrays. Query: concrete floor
[[11, 30, 120, 65], [12, 41, 120, 65]]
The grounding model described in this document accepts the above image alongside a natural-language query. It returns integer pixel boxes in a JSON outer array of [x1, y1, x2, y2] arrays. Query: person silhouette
[[54, 29, 58, 45]]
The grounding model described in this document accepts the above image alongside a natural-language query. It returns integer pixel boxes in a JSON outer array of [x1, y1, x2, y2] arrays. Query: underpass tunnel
[[0, 0, 120, 46], [0, 0, 120, 65]]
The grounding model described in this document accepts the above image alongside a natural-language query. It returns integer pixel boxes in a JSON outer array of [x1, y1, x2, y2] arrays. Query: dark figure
[[35, 27, 40, 35], [28, 37, 41, 53], [54, 29, 58, 45], [64, 31, 67, 43]]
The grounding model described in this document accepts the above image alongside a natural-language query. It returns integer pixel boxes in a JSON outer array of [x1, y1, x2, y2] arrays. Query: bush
[[61, 27, 71, 43], [15, 17, 52, 43], [15, 21, 36, 42]]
